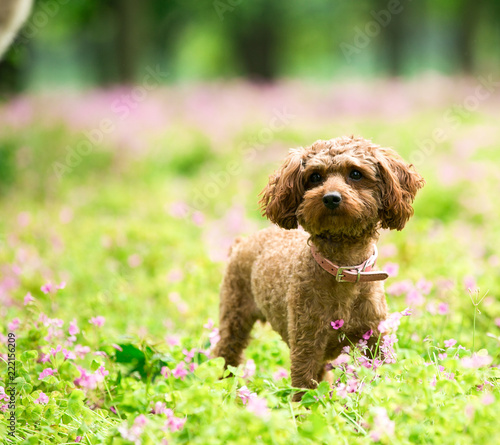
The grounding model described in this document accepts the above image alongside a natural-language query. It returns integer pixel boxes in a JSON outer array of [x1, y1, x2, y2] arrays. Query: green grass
[[1, 81, 500, 444]]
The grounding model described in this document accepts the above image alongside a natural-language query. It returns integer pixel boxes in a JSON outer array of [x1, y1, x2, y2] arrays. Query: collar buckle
[[335, 266, 361, 283]]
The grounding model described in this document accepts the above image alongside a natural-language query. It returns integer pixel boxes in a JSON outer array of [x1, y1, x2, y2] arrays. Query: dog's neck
[[310, 229, 379, 267]]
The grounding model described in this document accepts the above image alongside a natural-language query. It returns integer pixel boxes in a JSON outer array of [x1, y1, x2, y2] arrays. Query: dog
[[214, 136, 424, 401]]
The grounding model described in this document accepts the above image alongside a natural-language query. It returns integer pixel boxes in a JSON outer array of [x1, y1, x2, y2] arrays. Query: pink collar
[[310, 244, 389, 283]]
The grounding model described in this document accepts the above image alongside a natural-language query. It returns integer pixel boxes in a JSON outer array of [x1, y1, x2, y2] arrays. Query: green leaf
[[21, 350, 39, 361], [194, 358, 225, 381], [67, 389, 85, 416], [90, 359, 101, 372]]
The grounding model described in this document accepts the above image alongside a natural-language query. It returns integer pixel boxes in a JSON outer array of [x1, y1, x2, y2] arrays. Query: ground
[[1, 77, 500, 444]]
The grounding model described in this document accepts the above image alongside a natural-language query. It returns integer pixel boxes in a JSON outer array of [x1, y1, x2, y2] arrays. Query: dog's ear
[[375, 147, 425, 231], [259, 148, 305, 229]]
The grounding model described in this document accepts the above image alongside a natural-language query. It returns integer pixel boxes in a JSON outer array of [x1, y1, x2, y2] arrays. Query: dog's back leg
[[214, 255, 261, 369]]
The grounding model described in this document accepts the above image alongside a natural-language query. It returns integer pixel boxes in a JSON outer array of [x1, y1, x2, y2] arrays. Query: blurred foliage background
[[1, 0, 500, 93]]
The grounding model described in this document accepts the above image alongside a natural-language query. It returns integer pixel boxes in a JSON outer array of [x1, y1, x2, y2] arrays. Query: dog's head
[[260, 136, 425, 237]]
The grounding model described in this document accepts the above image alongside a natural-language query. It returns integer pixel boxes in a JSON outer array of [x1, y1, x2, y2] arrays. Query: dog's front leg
[[288, 305, 328, 402]]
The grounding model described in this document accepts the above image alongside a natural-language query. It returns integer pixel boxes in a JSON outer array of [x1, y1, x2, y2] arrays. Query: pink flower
[[89, 316, 105, 327], [69, 319, 79, 336], [166, 335, 181, 347], [465, 404, 475, 419], [74, 366, 101, 389], [169, 201, 189, 219], [347, 378, 359, 393], [437, 302, 449, 315], [416, 279, 432, 295], [369, 407, 395, 441], [438, 353, 447, 360], [384, 263, 399, 277], [161, 366, 171, 378], [166, 268, 184, 283], [24, 292, 34, 305], [40, 281, 65, 294], [462, 353, 493, 368], [97, 365, 109, 377], [336, 383, 348, 398], [332, 354, 350, 366], [495, 318, 500, 328], [272, 367, 289, 380], [406, 289, 425, 307], [246, 395, 270, 419], [0, 387, 9, 402], [380, 244, 397, 257], [41, 283, 53, 294], [172, 362, 188, 380], [62, 349, 76, 360], [94, 351, 108, 358], [182, 348, 196, 362], [464, 275, 477, 291], [400, 307, 412, 316], [203, 319, 214, 330], [243, 359, 256, 379], [331, 319, 344, 330], [358, 338, 368, 350], [362, 329, 373, 340], [112, 344, 123, 352], [134, 414, 148, 427], [74, 345, 91, 359], [192, 211, 205, 226], [75, 437, 82, 443], [50, 345, 62, 357], [481, 393, 495, 405], [39, 368, 56, 380], [238, 386, 255, 405], [209, 328, 220, 348], [164, 414, 186, 433], [430, 375, 436, 387], [386, 280, 412, 296], [8, 318, 20, 331], [127, 254, 142, 268], [151, 401, 168, 415], [380, 333, 398, 364], [378, 312, 402, 333], [34, 392, 49, 405], [444, 339, 457, 348]]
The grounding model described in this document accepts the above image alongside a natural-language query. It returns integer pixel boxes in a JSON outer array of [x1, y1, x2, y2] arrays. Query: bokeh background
[[2, 0, 500, 89], [1, 1, 500, 444]]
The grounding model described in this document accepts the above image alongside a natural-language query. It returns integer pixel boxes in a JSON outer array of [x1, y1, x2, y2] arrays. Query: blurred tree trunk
[[232, 21, 278, 80], [372, 0, 406, 76], [224, 1, 283, 81], [456, 0, 483, 74], [115, 0, 143, 83], [384, 6, 404, 76]]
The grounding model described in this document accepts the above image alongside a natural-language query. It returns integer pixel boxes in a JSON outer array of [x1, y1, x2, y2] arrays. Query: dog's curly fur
[[214, 136, 424, 400]]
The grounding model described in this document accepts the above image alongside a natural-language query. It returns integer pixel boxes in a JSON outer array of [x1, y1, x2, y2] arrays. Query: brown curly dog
[[214, 136, 424, 401]]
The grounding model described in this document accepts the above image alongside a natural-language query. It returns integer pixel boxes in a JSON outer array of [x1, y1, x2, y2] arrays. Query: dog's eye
[[349, 170, 362, 181], [309, 173, 322, 184]]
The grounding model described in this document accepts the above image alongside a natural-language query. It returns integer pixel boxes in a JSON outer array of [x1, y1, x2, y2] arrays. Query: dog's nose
[[323, 192, 342, 209]]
